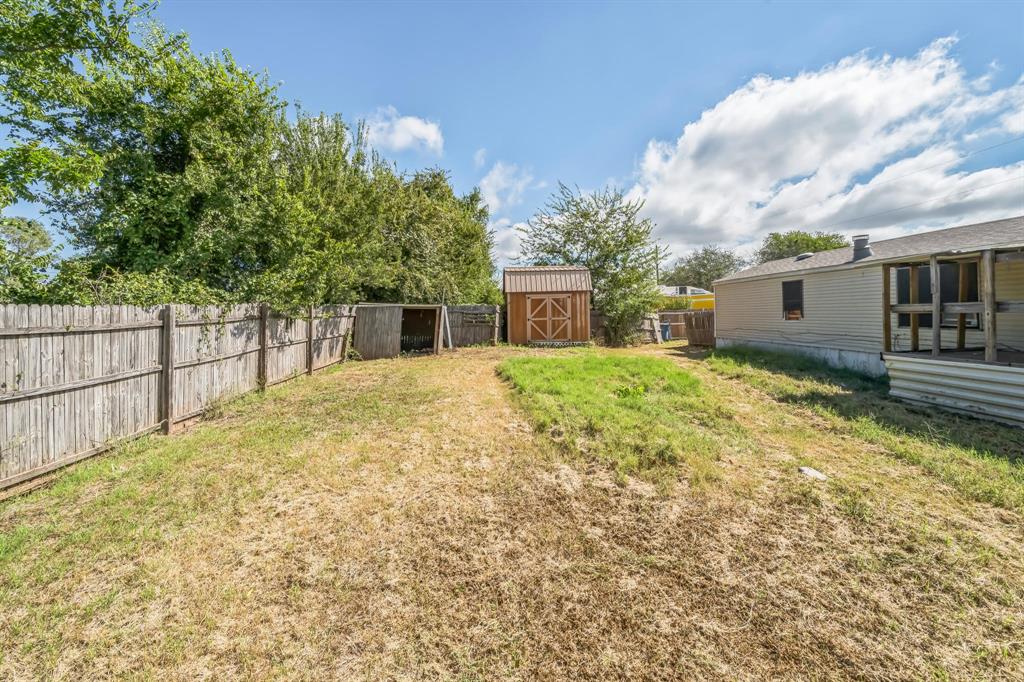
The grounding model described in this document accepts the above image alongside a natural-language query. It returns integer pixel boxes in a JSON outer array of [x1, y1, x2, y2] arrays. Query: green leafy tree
[[0, 216, 52, 255], [0, 245, 51, 303], [45, 259, 229, 305], [663, 245, 745, 290], [0, 0, 155, 207], [274, 112, 501, 306], [518, 183, 660, 345], [754, 230, 849, 264], [2, 7, 502, 309], [43, 28, 315, 308], [0, 216, 54, 302]]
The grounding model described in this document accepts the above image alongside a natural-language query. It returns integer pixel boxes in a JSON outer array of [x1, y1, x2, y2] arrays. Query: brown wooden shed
[[504, 266, 592, 344]]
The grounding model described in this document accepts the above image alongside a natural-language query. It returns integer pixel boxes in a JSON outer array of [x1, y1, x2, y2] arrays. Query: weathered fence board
[[353, 305, 404, 360], [0, 304, 164, 488], [590, 312, 662, 345], [681, 310, 715, 346], [447, 305, 502, 346], [658, 310, 689, 340], [0, 303, 354, 490], [313, 306, 354, 370]]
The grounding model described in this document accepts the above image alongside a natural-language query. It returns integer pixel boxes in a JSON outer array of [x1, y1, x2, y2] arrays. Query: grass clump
[[498, 350, 738, 488], [706, 346, 1024, 511]]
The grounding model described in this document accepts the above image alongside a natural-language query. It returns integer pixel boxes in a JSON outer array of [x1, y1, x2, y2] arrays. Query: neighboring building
[[659, 284, 715, 310], [658, 285, 711, 296], [503, 266, 592, 344], [713, 216, 1024, 426]]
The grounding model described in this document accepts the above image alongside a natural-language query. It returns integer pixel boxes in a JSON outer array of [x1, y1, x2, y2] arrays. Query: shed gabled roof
[[503, 266, 593, 293], [716, 215, 1024, 285]]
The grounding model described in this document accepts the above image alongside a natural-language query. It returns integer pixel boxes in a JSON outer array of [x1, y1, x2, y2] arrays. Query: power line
[[817, 175, 1024, 230], [760, 135, 1024, 224]]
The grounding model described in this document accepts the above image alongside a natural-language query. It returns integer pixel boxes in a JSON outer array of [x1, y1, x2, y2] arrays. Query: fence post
[[258, 303, 269, 390], [307, 304, 315, 375], [443, 305, 452, 350], [340, 306, 352, 363], [493, 304, 500, 345], [161, 304, 175, 434]]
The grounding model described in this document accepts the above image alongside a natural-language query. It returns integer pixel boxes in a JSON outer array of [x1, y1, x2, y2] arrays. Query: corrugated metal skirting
[[883, 354, 1024, 427]]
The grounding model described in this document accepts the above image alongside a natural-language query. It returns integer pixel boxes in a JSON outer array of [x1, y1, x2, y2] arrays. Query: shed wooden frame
[[503, 267, 593, 345], [353, 303, 444, 361]]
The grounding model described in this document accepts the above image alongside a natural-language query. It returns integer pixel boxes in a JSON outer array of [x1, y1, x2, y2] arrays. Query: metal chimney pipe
[[852, 234, 872, 260]]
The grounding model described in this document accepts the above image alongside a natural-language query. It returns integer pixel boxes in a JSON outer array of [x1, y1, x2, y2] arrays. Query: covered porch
[[880, 246, 1024, 426]]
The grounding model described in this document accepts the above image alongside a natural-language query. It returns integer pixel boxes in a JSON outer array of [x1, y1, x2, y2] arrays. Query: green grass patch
[[498, 350, 739, 489], [706, 346, 1024, 511]]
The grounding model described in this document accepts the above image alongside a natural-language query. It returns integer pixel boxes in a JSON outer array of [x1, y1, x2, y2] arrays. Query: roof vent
[[852, 234, 873, 260], [795, 252, 814, 261]]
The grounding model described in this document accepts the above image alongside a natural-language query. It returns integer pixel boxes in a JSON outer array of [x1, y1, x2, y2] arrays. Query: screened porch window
[[896, 262, 979, 328]]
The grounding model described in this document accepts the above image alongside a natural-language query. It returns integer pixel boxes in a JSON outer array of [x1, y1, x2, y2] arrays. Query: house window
[[896, 262, 979, 328], [782, 280, 803, 320]]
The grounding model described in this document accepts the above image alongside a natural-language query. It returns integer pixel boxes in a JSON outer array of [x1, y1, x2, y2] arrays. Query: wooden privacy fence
[[589, 312, 662, 345], [679, 310, 715, 346], [658, 310, 689, 340], [446, 305, 502, 346], [0, 303, 354, 491]]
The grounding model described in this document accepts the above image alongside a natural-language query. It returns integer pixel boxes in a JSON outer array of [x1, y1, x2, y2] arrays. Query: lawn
[[498, 351, 741, 490], [1, 343, 1022, 679]]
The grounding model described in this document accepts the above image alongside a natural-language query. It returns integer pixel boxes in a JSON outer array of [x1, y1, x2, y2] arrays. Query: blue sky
[[19, 1, 1024, 264]]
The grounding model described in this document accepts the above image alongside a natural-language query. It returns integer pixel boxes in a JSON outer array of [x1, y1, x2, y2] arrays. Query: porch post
[[882, 264, 892, 353], [981, 249, 997, 362], [930, 255, 941, 357], [956, 261, 969, 351], [909, 264, 920, 352]]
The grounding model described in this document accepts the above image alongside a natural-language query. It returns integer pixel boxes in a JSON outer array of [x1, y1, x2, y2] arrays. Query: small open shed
[[504, 266, 592, 344], [353, 304, 443, 360]]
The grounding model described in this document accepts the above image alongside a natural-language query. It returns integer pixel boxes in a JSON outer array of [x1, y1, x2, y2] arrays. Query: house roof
[[716, 215, 1024, 285], [503, 266, 593, 293]]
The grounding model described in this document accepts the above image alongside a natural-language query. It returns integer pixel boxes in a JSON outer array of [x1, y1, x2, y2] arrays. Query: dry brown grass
[[1, 344, 1021, 679]]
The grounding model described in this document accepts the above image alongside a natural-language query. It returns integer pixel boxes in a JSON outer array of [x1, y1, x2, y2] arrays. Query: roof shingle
[[716, 215, 1024, 284]]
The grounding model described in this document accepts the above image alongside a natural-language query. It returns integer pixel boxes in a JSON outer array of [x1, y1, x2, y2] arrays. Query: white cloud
[[1000, 104, 1024, 134], [365, 105, 444, 155], [474, 148, 487, 169], [489, 217, 526, 264], [487, 218, 520, 260], [479, 161, 534, 213], [628, 37, 1024, 256]]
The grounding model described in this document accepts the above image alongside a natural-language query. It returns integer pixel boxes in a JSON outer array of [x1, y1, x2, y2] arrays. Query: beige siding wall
[[715, 266, 883, 353], [716, 261, 1024, 354]]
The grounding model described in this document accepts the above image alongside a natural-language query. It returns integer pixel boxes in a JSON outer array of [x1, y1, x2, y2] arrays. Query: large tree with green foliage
[[0, 216, 54, 302], [663, 245, 745, 290], [0, 216, 52, 255], [269, 112, 501, 306], [754, 230, 849, 264], [517, 183, 660, 345], [0, 0, 155, 207], [48, 28, 296, 296], [1, 2, 502, 308]]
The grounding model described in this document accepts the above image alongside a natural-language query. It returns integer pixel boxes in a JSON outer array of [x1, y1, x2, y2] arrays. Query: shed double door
[[526, 295, 571, 341]]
